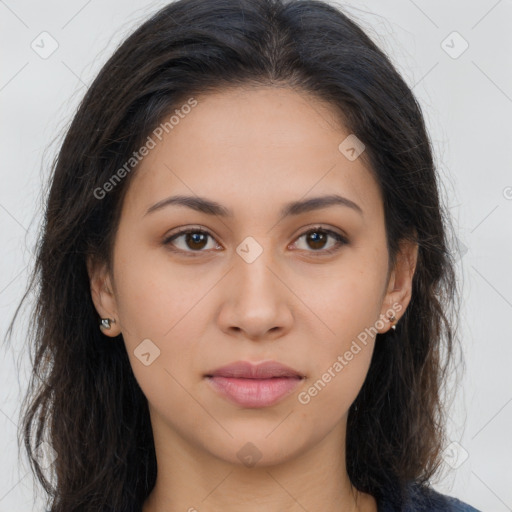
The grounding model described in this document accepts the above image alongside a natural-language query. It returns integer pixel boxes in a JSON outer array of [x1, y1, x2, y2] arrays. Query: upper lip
[[206, 360, 304, 379]]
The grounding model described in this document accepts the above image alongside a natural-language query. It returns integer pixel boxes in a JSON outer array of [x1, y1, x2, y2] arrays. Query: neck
[[142, 411, 377, 512]]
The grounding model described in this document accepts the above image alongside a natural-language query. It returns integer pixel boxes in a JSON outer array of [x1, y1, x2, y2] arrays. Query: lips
[[205, 360, 305, 408], [206, 360, 304, 379]]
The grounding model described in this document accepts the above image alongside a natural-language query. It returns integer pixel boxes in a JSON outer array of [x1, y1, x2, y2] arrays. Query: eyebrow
[[144, 193, 363, 218]]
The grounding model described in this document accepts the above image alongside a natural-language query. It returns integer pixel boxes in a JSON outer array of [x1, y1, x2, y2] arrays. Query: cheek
[[295, 304, 376, 428], [292, 250, 386, 403], [112, 237, 218, 340], [293, 250, 387, 341]]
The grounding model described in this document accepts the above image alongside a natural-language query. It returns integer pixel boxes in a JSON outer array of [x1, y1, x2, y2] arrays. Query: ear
[[378, 238, 418, 333], [86, 255, 121, 337]]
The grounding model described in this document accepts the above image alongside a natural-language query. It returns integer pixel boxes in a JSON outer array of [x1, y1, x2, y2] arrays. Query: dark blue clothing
[[377, 480, 481, 511]]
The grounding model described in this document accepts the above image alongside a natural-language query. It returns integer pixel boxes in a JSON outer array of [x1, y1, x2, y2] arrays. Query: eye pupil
[[187, 232, 208, 250], [308, 231, 327, 250]]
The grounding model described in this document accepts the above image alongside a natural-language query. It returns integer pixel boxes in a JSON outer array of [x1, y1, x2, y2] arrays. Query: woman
[[7, 0, 481, 510]]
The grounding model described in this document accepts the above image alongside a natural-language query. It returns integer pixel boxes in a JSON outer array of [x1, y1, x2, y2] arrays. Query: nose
[[216, 241, 294, 341]]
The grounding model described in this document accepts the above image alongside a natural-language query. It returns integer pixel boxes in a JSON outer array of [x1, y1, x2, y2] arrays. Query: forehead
[[121, 86, 382, 222]]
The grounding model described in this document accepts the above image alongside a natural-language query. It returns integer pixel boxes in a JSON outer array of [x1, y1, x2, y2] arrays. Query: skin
[[88, 85, 418, 512]]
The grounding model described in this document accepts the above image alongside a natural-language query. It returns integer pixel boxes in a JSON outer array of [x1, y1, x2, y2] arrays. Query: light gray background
[[1, 1, 511, 510]]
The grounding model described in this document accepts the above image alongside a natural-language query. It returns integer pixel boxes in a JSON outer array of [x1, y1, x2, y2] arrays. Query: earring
[[100, 317, 115, 330], [388, 313, 397, 331]]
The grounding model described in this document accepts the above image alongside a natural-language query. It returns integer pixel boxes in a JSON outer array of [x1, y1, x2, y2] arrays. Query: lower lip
[[206, 376, 303, 408]]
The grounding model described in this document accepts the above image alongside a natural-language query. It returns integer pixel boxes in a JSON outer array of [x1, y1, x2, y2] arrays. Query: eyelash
[[162, 226, 348, 258]]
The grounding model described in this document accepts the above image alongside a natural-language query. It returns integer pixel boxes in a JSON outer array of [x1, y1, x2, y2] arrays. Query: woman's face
[[89, 85, 416, 466]]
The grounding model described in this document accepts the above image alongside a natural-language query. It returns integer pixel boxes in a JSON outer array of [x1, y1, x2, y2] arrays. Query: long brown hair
[[5, 0, 461, 510]]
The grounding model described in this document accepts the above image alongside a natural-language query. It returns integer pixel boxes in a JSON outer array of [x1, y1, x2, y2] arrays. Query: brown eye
[[305, 230, 328, 250], [184, 232, 208, 250], [163, 226, 347, 258], [164, 229, 218, 254], [293, 227, 348, 255]]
